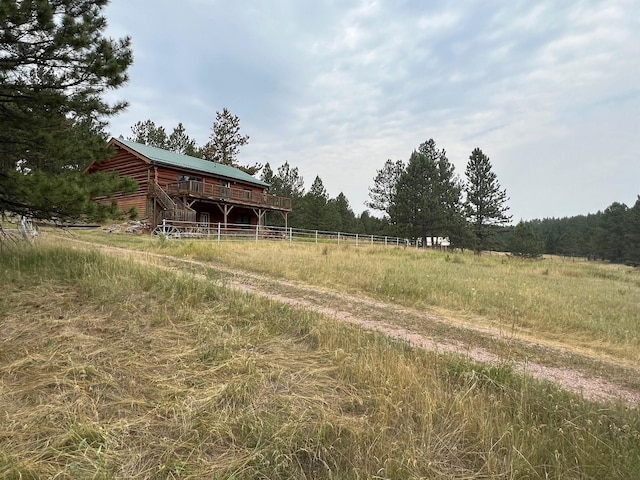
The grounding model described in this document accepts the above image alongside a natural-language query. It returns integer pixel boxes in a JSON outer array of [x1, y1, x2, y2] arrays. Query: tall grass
[[1, 240, 639, 478], [74, 231, 640, 364]]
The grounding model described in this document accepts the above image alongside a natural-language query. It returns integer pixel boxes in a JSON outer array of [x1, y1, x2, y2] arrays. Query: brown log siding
[[86, 150, 150, 217]]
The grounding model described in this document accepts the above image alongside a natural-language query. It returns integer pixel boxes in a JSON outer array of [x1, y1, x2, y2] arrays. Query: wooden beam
[[215, 203, 234, 227], [251, 208, 266, 226]]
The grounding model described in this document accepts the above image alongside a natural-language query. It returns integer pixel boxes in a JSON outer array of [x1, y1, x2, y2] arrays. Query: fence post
[[315, 230, 318, 244], [255, 223, 259, 242], [356, 233, 359, 247], [217, 222, 221, 243], [371, 235, 374, 245], [337, 232, 340, 245], [289, 227, 293, 244]]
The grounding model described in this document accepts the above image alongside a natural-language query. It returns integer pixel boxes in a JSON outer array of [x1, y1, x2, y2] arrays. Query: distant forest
[[511, 198, 640, 266], [269, 187, 640, 267]]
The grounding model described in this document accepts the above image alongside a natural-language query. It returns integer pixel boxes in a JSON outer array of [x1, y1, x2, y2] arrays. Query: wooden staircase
[[151, 181, 196, 222]]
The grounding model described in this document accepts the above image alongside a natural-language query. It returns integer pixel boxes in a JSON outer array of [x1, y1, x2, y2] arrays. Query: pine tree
[[168, 123, 199, 156], [593, 202, 630, 263], [300, 176, 330, 231], [390, 139, 462, 244], [201, 108, 261, 175], [626, 196, 640, 266], [261, 161, 305, 227], [327, 192, 356, 233], [265, 162, 305, 199], [129, 120, 199, 156], [463, 148, 511, 253], [129, 120, 169, 148], [367, 159, 404, 217], [0, 0, 134, 220]]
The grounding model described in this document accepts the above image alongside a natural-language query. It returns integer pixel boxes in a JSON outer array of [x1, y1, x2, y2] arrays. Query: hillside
[[1, 235, 639, 478]]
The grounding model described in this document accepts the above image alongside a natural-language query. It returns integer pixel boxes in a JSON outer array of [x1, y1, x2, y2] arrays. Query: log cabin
[[85, 137, 291, 228]]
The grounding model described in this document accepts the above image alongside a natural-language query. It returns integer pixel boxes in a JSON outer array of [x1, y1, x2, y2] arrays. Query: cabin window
[[243, 189, 251, 200], [220, 180, 230, 188]]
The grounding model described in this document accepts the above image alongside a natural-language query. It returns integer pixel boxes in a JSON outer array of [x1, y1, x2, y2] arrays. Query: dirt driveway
[[64, 236, 640, 406]]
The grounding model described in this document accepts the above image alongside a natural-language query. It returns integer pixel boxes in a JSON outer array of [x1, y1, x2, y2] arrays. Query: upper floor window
[[178, 175, 201, 182]]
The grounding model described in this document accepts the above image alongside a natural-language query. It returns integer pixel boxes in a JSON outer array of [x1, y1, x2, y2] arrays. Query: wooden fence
[[152, 220, 410, 247]]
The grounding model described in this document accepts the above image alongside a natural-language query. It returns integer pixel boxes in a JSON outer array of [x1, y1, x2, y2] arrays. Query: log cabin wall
[[86, 149, 151, 217]]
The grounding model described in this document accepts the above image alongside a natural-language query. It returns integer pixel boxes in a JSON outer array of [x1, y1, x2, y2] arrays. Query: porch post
[[215, 203, 234, 228], [278, 211, 289, 230], [252, 208, 266, 227]]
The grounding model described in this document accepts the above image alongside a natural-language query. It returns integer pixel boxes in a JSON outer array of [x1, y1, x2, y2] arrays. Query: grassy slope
[[75, 231, 640, 365], [1, 238, 639, 478]]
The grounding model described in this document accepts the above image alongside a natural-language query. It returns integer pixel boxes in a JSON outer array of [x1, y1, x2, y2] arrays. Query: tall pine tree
[[367, 159, 404, 217], [201, 108, 261, 175], [261, 161, 305, 227], [0, 0, 134, 220], [298, 176, 330, 231], [390, 139, 462, 245], [463, 148, 511, 253]]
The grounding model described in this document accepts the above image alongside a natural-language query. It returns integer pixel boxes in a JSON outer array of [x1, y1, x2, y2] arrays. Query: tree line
[[256, 139, 513, 256], [262, 142, 640, 267], [363, 140, 511, 252], [127, 111, 261, 175], [508, 199, 640, 266]]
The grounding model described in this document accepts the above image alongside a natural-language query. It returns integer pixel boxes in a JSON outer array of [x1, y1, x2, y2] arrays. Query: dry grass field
[[1, 232, 639, 478], [76, 231, 640, 367]]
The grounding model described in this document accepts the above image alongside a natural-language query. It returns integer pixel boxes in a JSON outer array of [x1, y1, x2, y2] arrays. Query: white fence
[[152, 220, 410, 248]]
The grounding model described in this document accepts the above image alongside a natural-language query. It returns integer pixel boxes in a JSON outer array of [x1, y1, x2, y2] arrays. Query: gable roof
[[109, 137, 269, 188]]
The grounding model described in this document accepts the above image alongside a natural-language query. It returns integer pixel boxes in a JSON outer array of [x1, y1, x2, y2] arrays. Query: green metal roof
[[112, 138, 269, 188]]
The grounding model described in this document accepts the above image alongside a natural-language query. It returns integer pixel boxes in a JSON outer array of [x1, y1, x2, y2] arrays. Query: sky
[[103, 0, 639, 222]]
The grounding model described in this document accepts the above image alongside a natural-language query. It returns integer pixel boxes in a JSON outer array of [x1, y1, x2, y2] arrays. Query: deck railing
[[165, 180, 292, 211], [160, 209, 197, 222]]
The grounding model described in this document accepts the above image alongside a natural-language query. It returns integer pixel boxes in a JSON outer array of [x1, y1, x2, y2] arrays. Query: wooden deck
[[166, 180, 292, 211]]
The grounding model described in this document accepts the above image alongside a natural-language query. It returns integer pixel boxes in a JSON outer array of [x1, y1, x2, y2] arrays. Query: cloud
[[104, 0, 640, 220]]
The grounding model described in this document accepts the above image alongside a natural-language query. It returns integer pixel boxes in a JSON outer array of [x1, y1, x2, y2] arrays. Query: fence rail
[[152, 220, 413, 247]]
